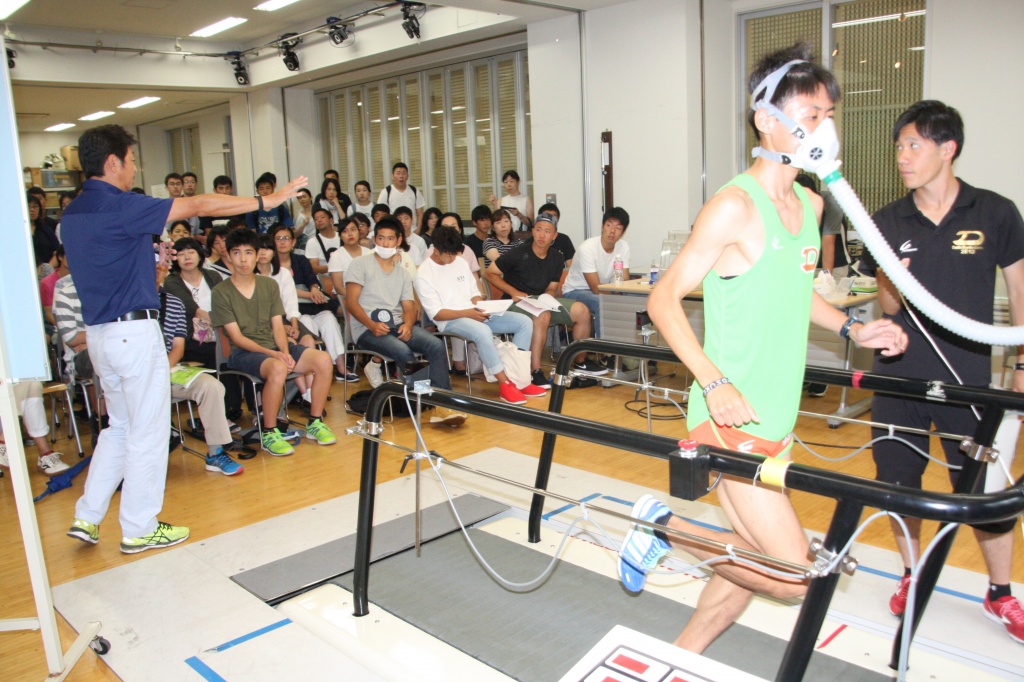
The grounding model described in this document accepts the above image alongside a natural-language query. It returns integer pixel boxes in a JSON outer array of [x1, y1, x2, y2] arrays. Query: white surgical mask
[[375, 245, 397, 259]]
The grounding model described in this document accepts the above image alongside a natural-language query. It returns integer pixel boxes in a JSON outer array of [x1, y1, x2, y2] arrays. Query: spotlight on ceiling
[[6, 48, 15, 69], [227, 51, 249, 85], [326, 17, 352, 46], [278, 32, 301, 71], [401, 3, 424, 40]]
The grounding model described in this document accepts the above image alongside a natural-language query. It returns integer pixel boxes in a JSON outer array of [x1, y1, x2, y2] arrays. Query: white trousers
[[300, 310, 345, 363], [1, 381, 48, 440], [75, 319, 170, 538]]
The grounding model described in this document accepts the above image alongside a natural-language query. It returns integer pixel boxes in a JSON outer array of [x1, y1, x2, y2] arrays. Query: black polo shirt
[[494, 242, 565, 298], [861, 180, 1024, 383], [522, 232, 575, 263]]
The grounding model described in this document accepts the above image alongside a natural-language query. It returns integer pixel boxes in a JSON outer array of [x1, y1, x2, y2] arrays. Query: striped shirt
[[158, 289, 188, 353], [52, 275, 83, 362]]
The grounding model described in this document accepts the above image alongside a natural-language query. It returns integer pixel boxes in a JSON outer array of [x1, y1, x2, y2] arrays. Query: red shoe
[[889, 575, 911, 617], [521, 382, 548, 398], [499, 381, 527, 405], [984, 595, 1024, 643]]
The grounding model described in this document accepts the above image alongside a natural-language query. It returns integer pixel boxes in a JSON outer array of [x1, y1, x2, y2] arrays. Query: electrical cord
[[793, 432, 960, 469]]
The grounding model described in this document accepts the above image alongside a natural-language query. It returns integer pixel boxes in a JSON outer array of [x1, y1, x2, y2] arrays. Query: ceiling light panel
[[190, 17, 247, 38]]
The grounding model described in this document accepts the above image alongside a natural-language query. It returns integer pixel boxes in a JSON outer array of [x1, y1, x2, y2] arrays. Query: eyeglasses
[[274, 236, 293, 242]]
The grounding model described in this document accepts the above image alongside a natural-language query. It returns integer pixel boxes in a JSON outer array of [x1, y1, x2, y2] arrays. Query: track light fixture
[[227, 51, 248, 85], [6, 48, 14, 69], [401, 2, 424, 40], [278, 32, 301, 72], [326, 17, 352, 46]]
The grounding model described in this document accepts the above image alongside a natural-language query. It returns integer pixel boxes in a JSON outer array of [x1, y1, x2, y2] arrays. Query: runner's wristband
[[256, 195, 264, 211], [702, 377, 730, 398], [1014, 363, 1024, 372], [839, 316, 860, 339]]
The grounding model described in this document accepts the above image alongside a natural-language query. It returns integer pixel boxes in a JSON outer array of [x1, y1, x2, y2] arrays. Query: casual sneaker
[[37, 452, 70, 476], [205, 449, 243, 476], [889, 574, 912, 617], [499, 381, 527, 405], [120, 521, 190, 554], [984, 595, 1024, 643], [531, 369, 552, 389], [67, 518, 99, 545], [0, 443, 8, 468], [306, 418, 337, 445], [521, 382, 548, 398], [430, 407, 468, 428], [574, 359, 610, 376], [227, 420, 241, 434], [806, 383, 828, 397], [618, 494, 672, 593], [261, 428, 295, 456], [364, 360, 385, 388]]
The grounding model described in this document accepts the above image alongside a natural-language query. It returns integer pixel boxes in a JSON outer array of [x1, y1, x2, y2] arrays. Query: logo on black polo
[[951, 230, 984, 254]]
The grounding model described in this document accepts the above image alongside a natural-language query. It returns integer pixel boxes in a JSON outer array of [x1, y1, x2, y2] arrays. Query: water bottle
[[612, 255, 624, 284], [648, 260, 659, 286]]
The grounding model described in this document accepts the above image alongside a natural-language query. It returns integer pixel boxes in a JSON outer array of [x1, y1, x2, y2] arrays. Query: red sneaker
[[499, 381, 527, 405], [520, 382, 548, 398], [984, 595, 1024, 643], [889, 575, 911, 617]]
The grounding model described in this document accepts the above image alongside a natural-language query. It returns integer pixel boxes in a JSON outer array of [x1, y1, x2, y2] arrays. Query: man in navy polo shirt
[[61, 124, 306, 554]]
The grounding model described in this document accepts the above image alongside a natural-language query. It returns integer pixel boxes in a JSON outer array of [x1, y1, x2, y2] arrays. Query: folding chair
[[42, 381, 84, 458]]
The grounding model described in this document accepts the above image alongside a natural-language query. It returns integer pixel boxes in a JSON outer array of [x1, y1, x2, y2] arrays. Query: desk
[[597, 279, 879, 425]]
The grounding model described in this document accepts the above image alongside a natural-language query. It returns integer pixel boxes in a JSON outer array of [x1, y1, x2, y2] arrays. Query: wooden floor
[[3, 363, 1023, 681]]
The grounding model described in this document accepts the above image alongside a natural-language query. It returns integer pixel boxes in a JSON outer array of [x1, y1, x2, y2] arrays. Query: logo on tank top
[[800, 246, 819, 273], [899, 240, 918, 253], [952, 230, 984, 254]]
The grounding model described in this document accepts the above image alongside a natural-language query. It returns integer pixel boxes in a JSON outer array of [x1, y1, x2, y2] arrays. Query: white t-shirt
[[500, 193, 530, 231], [378, 185, 426, 214], [328, 246, 374, 277], [562, 236, 630, 294], [193, 276, 213, 313], [264, 268, 300, 321], [426, 244, 480, 273], [305, 233, 341, 265], [415, 256, 479, 332], [348, 202, 376, 228], [406, 232, 429, 266]]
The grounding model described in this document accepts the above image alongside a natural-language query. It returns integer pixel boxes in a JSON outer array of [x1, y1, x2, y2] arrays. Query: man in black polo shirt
[[861, 101, 1024, 642], [61, 124, 306, 554], [485, 212, 604, 388]]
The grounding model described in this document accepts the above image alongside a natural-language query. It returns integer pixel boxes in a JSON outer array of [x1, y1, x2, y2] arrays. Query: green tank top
[[686, 173, 819, 442]]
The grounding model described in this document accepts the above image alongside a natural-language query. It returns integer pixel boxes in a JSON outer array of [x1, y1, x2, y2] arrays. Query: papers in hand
[[170, 365, 215, 388], [513, 293, 563, 317], [474, 299, 514, 316]]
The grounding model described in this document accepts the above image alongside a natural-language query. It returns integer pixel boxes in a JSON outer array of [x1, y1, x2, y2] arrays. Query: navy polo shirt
[[62, 179, 174, 325]]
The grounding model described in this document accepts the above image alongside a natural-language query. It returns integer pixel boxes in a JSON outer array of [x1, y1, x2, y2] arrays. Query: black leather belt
[[115, 309, 159, 322]]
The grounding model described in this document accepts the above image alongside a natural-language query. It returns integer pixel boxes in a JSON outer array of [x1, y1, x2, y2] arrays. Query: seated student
[[198, 175, 244, 243], [395, 205, 428, 266], [523, 202, 576, 270], [370, 203, 391, 226], [482, 209, 518, 271], [304, 207, 341, 283], [41, 245, 70, 327], [167, 220, 192, 243], [328, 218, 373, 296], [562, 206, 631, 337], [0, 380, 70, 476], [415, 226, 544, 405], [419, 206, 442, 247], [205, 224, 235, 277], [245, 172, 295, 234], [485, 212, 606, 388], [155, 264, 243, 476], [52, 273, 104, 437], [211, 229, 337, 455], [351, 211, 373, 249], [347, 181, 375, 226], [315, 178, 352, 225], [345, 218, 467, 427], [465, 205, 492, 265]]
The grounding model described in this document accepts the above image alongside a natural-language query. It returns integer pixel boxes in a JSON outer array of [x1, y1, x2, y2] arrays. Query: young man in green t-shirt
[[211, 229, 336, 455], [618, 44, 908, 654]]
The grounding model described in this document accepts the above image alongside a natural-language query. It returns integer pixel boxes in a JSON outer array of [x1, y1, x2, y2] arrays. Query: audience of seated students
[[419, 206, 442, 248], [155, 263, 243, 476], [292, 188, 314, 254], [489, 169, 534, 232], [395, 205, 427, 266], [41, 245, 70, 327], [197, 174, 242, 243], [465, 205, 492, 266], [269, 224, 350, 382], [344, 217, 467, 427], [304, 207, 341, 283], [347, 181, 375, 226], [29, 193, 59, 275], [211, 229, 337, 456], [482, 209, 518, 272], [485, 212, 605, 388], [562, 206, 631, 339], [415, 225, 544, 405], [370, 203, 391, 227], [328, 218, 373, 299], [437, 212, 485, 291], [205, 224, 236, 277], [377, 162, 426, 223], [245, 172, 294, 234], [0, 380, 70, 476], [167, 220, 192, 243], [350, 211, 373, 249], [315, 178, 351, 226], [52, 272, 105, 438], [163, 237, 244, 423]]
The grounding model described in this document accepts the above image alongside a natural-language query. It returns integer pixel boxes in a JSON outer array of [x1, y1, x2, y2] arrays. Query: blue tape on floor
[[856, 565, 983, 604], [209, 618, 292, 652], [543, 492, 602, 520], [185, 656, 226, 682]]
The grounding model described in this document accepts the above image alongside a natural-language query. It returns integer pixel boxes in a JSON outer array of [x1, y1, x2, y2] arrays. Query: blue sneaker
[[618, 494, 672, 593], [205, 449, 243, 476]]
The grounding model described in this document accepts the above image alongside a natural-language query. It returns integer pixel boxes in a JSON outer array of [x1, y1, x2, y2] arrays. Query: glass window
[[474, 63, 494, 208], [497, 57, 518, 186], [319, 96, 334, 187], [348, 91, 366, 188], [367, 85, 384, 190], [385, 81, 403, 181], [450, 67, 470, 218], [429, 72, 448, 212], [405, 77, 422, 195]]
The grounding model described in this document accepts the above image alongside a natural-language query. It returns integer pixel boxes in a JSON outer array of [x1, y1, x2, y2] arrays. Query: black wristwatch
[[1014, 363, 1024, 372]]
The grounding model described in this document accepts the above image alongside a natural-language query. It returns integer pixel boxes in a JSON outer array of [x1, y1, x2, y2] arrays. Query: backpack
[[346, 389, 415, 418], [385, 184, 418, 208]]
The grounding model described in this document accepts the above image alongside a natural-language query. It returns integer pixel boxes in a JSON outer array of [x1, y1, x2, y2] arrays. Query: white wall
[[135, 105, 231, 193], [283, 88, 318, 189]]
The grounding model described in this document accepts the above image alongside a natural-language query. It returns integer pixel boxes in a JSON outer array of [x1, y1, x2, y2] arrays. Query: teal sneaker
[[305, 418, 337, 446], [262, 428, 295, 456], [205, 449, 244, 476], [120, 521, 190, 554], [67, 518, 99, 545], [618, 495, 672, 593]]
